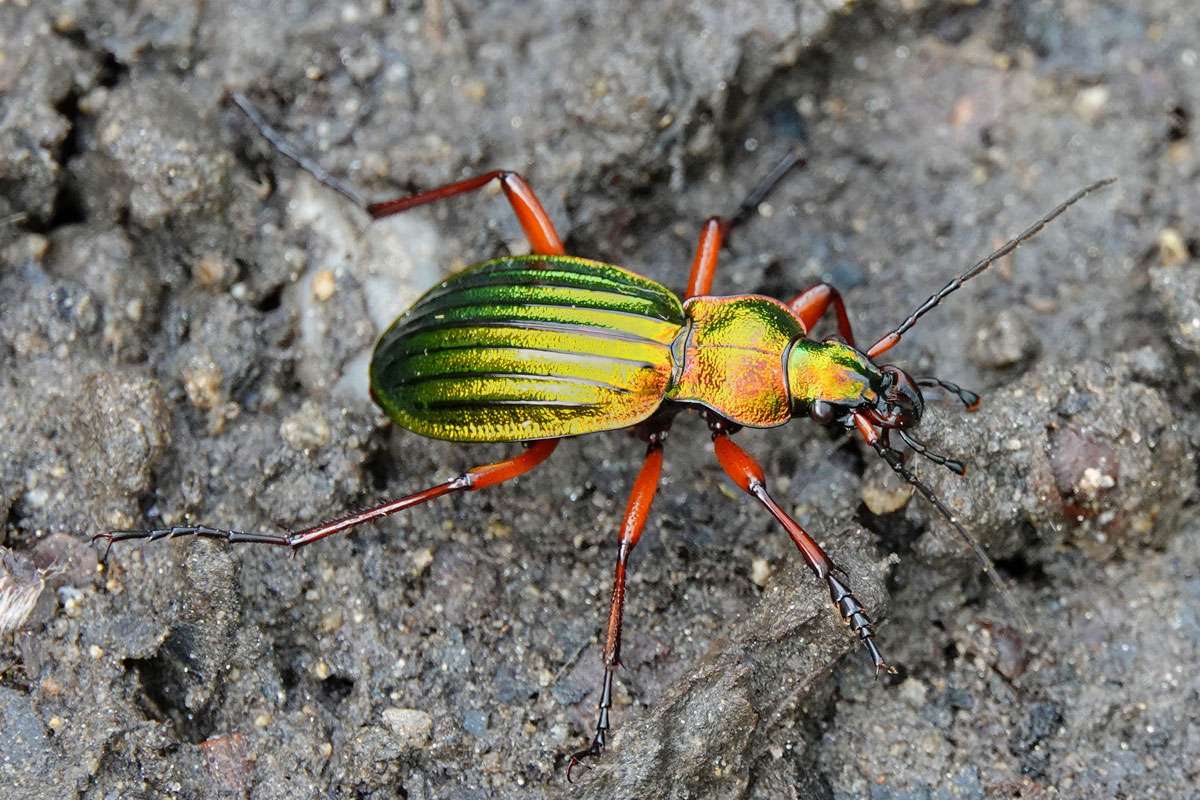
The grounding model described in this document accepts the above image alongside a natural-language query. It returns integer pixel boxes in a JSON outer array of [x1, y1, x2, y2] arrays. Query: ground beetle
[[95, 93, 1113, 777]]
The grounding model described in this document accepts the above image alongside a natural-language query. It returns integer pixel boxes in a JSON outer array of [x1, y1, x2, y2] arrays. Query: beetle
[[95, 94, 1113, 776]]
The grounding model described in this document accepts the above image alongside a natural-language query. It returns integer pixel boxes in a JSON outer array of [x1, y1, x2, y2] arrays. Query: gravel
[[1, 1, 1197, 798]]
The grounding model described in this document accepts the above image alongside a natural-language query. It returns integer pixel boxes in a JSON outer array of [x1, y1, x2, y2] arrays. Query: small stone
[[381, 708, 433, 748], [183, 359, 225, 411], [311, 269, 336, 301], [898, 677, 927, 708], [1157, 228, 1189, 267], [861, 459, 915, 515], [1077, 466, 1116, 497], [88, 644, 105, 659], [461, 80, 488, 103], [1073, 85, 1109, 123], [194, 252, 232, 288], [410, 547, 434, 575], [279, 401, 332, 451], [971, 309, 1041, 370], [319, 610, 344, 633], [750, 557, 772, 588], [21, 488, 47, 509]]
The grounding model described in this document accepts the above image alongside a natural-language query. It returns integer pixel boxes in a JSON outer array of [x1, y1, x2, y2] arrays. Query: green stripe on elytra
[[418, 267, 676, 309], [407, 284, 678, 324], [385, 311, 675, 348], [388, 370, 633, 394], [374, 340, 658, 369]]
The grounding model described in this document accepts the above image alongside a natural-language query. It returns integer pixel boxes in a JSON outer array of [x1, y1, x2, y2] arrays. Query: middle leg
[[567, 427, 667, 780], [683, 147, 808, 299]]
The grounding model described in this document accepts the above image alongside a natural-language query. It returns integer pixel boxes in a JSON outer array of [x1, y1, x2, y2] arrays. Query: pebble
[[750, 557, 773, 588], [971, 309, 1040, 369], [898, 677, 928, 709], [381, 708, 433, 748], [1157, 228, 1189, 267], [861, 459, 915, 515], [279, 400, 332, 451], [311, 269, 337, 301]]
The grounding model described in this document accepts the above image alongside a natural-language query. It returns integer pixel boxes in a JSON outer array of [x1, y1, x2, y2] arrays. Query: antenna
[[870, 439, 1033, 634], [868, 178, 1117, 359]]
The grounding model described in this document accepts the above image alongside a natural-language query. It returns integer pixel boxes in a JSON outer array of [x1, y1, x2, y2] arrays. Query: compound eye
[[810, 400, 834, 424]]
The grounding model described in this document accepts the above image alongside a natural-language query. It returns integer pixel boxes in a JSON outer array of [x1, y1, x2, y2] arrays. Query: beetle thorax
[[665, 295, 808, 428], [785, 339, 882, 415]]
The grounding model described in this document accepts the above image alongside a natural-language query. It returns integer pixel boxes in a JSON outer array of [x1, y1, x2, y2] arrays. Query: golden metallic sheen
[[370, 255, 683, 442]]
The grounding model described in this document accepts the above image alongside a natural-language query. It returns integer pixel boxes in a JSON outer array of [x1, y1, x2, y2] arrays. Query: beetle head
[[862, 364, 924, 430], [789, 339, 923, 431]]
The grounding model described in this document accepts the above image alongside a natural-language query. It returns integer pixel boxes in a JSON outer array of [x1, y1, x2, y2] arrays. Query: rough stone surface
[[1, 1, 1198, 798]]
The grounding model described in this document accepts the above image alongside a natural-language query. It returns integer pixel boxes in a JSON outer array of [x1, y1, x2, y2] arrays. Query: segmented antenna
[[868, 178, 1117, 358], [870, 440, 1033, 633], [897, 429, 965, 475], [917, 378, 980, 411]]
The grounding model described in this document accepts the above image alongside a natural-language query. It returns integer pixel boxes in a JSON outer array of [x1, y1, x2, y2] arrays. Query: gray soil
[[2, 1, 1198, 798]]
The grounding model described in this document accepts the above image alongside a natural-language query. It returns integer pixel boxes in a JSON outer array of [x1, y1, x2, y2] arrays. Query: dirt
[[1, 1, 1198, 798]]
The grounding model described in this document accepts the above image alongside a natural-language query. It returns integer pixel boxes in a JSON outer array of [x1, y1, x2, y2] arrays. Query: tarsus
[[228, 91, 366, 208]]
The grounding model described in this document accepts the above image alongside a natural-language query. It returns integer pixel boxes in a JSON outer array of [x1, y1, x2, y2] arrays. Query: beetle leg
[[367, 171, 565, 256], [683, 148, 808, 299], [93, 439, 559, 556], [709, 420, 894, 676], [787, 284, 857, 346], [683, 217, 727, 298], [567, 433, 666, 781], [228, 91, 368, 208], [228, 94, 564, 255]]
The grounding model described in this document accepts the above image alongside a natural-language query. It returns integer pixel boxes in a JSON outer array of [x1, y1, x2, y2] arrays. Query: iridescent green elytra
[[369, 254, 885, 441]]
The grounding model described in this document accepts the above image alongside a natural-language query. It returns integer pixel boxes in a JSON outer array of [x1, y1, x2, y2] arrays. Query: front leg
[[787, 283, 856, 345], [709, 417, 894, 675]]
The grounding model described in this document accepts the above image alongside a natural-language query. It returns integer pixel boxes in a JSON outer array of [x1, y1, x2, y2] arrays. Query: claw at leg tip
[[566, 753, 593, 783], [873, 660, 898, 680], [566, 740, 604, 783]]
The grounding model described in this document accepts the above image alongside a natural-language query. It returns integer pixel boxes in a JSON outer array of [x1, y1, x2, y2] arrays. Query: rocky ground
[[1, 1, 1197, 798]]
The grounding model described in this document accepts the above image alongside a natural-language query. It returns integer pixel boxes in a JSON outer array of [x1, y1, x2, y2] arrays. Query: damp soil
[[1, 2, 1198, 798]]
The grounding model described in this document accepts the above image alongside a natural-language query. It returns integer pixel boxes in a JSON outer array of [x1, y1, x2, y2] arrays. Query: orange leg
[[684, 217, 728, 299], [683, 147, 809, 299], [94, 440, 560, 553], [788, 284, 856, 346], [227, 94, 564, 256], [368, 171, 565, 256], [567, 437, 665, 779], [710, 419, 892, 674]]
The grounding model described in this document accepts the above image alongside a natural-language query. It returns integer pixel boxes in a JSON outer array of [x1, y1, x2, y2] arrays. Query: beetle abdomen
[[370, 255, 685, 442]]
